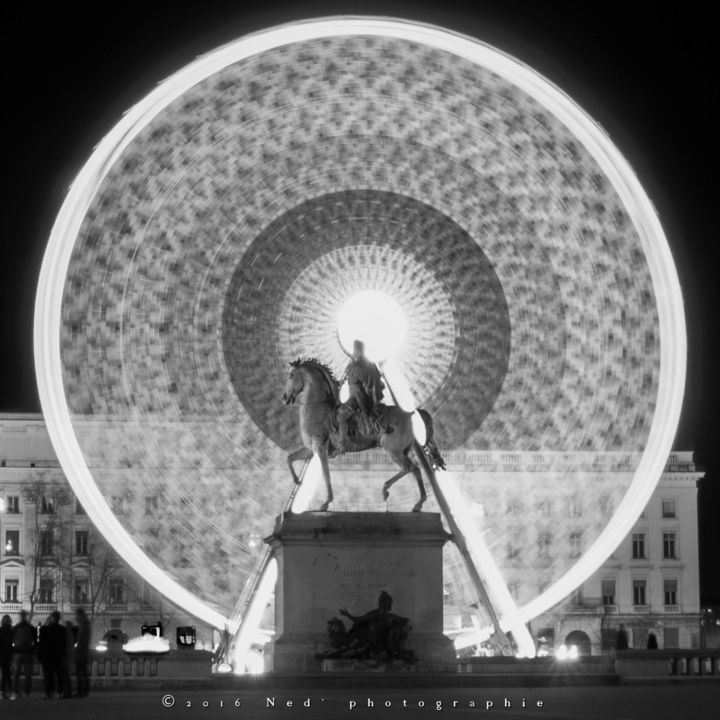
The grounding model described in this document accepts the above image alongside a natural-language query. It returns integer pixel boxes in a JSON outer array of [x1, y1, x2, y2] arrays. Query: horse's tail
[[417, 408, 446, 471]]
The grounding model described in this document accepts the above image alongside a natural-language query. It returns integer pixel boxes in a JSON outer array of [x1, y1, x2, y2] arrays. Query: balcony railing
[[0, 600, 172, 619], [569, 605, 598, 614], [69, 603, 92, 613], [0, 602, 22, 613], [560, 602, 686, 615], [34, 603, 59, 614], [104, 603, 128, 613]]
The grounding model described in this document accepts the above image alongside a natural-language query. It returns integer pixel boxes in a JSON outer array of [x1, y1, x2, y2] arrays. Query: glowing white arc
[[34, 16, 685, 632]]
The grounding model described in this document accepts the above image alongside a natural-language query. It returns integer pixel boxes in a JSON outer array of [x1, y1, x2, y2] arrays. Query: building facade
[[529, 451, 703, 653], [0, 414, 704, 656], [0, 414, 216, 650]]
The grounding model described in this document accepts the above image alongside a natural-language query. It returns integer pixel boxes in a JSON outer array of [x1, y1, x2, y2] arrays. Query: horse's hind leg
[[409, 456, 427, 512], [382, 449, 412, 503]]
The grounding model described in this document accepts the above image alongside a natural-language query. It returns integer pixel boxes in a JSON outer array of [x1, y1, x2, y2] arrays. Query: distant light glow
[[123, 636, 171, 654], [556, 644, 578, 661], [338, 290, 406, 361]]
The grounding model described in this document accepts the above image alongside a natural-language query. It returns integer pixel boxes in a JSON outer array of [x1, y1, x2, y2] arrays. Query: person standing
[[39, 611, 66, 699], [74, 608, 91, 697], [615, 623, 629, 651], [61, 621, 75, 698], [36, 616, 51, 698], [0, 615, 13, 699], [11, 610, 35, 699]]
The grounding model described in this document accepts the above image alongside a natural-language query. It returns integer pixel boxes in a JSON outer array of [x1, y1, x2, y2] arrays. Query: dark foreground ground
[[2, 683, 720, 720]]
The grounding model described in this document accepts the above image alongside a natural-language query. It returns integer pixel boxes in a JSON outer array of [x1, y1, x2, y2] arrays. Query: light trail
[[379, 348, 535, 657], [34, 16, 686, 638]]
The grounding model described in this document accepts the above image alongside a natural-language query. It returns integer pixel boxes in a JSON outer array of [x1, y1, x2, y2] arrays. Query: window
[[662, 499, 676, 518], [571, 587, 583, 606], [633, 579, 647, 606], [601, 579, 616, 606], [40, 496, 55, 514], [5, 530, 20, 555], [569, 531, 582, 558], [506, 536, 521, 560], [39, 529, 54, 556], [108, 578, 125, 604], [74, 579, 89, 604], [75, 530, 89, 556], [508, 582, 520, 601], [663, 532, 677, 559], [4, 579, 19, 603], [39, 578, 55, 604], [536, 500, 551, 516], [632, 533, 646, 559], [75, 498, 86, 515], [111, 496, 125, 515], [664, 579, 678, 605], [6, 496, 20, 514], [145, 495, 159, 516], [568, 496, 582, 517], [600, 495, 614, 518], [538, 532, 552, 561]]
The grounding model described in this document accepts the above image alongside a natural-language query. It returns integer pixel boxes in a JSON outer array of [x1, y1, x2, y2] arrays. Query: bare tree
[[70, 534, 122, 625], [21, 477, 72, 622]]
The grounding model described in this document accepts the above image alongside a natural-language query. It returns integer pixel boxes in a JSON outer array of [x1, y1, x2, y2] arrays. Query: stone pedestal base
[[265, 511, 456, 673]]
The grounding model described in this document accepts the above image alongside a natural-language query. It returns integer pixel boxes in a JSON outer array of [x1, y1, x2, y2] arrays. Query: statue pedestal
[[265, 511, 456, 672]]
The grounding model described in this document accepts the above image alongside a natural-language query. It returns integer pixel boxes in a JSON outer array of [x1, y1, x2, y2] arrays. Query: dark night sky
[[2, 2, 718, 598]]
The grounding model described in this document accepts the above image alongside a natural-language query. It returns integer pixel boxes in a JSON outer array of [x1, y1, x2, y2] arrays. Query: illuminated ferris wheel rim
[[34, 16, 686, 632]]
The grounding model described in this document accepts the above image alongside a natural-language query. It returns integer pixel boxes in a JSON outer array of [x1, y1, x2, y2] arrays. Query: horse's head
[[282, 361, 304, 405], [283, 358, 339, 406]]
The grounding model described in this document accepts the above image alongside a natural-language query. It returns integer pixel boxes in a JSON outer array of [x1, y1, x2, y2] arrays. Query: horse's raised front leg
[[317, 444, 333, 511], [287, 446, 313, 485]]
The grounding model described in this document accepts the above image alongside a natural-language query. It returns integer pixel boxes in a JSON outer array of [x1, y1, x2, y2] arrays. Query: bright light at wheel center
[[337, 290, 406, 361]]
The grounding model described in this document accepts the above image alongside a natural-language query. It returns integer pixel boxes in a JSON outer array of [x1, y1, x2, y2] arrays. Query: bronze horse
[[281, 358, 445, 512]]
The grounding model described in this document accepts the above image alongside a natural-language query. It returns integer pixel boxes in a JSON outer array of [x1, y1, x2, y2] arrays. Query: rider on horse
[[336, 339, 385, 453]]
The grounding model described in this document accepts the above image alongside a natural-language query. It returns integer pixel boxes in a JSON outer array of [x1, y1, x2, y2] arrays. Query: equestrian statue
[[281, 340, 445, 512]]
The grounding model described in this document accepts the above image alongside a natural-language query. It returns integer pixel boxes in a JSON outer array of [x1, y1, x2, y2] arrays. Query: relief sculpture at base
[[318, 591, 416, 668]]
